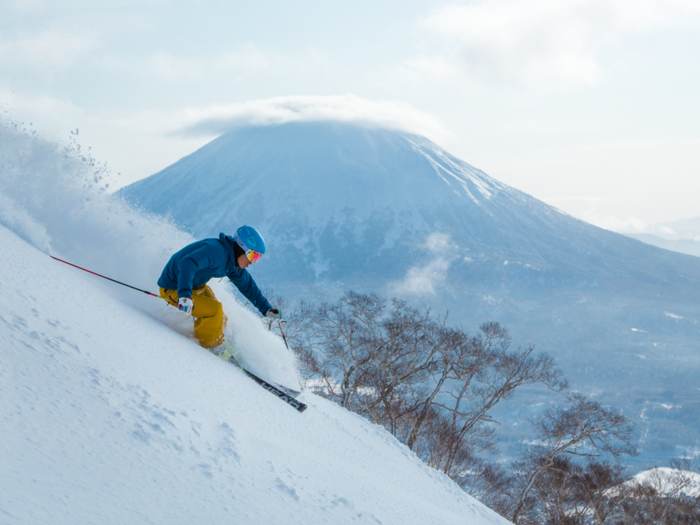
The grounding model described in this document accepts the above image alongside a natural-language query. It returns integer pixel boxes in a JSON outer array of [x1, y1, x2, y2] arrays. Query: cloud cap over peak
[[172, 95, 448, 141]]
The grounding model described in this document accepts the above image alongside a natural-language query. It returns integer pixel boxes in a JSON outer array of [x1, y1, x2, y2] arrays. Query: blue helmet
[[234, 225, 266, 255]]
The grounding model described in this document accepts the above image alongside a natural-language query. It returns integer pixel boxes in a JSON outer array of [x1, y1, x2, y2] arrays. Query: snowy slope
[[0, 120, 511, 524], [0, 224, 510, 524], [631, 468, 700, 498]]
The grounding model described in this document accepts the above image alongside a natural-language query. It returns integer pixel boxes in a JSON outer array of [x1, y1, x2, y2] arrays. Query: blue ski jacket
[[157, 233, 272, 316]]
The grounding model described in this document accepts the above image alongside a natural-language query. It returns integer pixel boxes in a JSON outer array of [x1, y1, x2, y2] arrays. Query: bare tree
[[470, 446, 699, 525], [517, 457, 630, 525], [461, 461, 515, 518], [290, 291, 567, 491], [529, 456, 583, 525], [425, 324, 567, 481], [271, 290, 700, 525], [577, 460, 629, 525], [620, 459, 700, 525], [293, 292, 440, 412], [508, 393, 637, 524]]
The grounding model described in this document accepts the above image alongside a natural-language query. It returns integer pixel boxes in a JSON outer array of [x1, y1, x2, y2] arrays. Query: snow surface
[[631, 468, 700, 498], [0, 122, 511, 524], [0, 225, 512, 524]]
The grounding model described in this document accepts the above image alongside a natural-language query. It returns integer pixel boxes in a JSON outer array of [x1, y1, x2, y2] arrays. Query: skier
[[157, 225, 281, 350]]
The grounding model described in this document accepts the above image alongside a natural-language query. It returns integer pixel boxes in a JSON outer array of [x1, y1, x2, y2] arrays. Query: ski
[[219, 353, 307, 413], [261, 379, 301, 398], [219, 349, 301, 397], [240, 365, 308, 413]]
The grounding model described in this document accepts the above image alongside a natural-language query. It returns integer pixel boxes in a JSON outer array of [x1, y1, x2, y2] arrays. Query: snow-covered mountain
[[119, 121, 700, 470], [0, 121, 511, 525]]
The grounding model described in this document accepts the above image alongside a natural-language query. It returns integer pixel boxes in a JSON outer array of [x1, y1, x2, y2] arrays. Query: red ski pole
[[50, 256, 177, 306]]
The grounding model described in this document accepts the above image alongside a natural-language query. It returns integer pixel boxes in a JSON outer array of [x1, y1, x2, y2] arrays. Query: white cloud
[[416, 0, 700, 89], [0, 89, 85, 133], [134, 45, 270, 82], [597, 215, 650, 233], [170, 94, 448, 141], [391, 233, 454, 296], [214, 45, 271, 73], [5, 0, 164, 10], [143, 52, 205, 82], [0, 32, 94, 69]]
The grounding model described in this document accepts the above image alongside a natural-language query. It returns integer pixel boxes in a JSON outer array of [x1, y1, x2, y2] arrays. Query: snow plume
[[391, 232, 454, 296], [171, 94, 448, 142], [0, 118, 190, 299], [0, 118, 300, 388], [0, 190, 51, 253]]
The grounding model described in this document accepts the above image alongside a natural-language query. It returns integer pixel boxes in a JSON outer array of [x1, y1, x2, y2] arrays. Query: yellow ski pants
[[159, 285, 227, 348]]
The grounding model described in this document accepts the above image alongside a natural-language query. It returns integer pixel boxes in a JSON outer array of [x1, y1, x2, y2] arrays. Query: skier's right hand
[[178, 296, 194, 315], [265, 308, 282, 320]]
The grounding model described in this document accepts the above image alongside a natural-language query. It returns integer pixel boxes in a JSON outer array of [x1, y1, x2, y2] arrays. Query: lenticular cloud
[[171, 94, 448, 142]]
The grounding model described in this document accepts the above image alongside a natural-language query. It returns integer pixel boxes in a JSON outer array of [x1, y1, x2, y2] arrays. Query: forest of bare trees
[[272, 291, 700, 524]]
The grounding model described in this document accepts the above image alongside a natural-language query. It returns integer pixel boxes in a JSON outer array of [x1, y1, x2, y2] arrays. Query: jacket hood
[[219, 233, 239, 269]]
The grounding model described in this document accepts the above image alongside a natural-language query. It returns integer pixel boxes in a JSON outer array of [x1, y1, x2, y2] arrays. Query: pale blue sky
[[2, 0, 699, 230]]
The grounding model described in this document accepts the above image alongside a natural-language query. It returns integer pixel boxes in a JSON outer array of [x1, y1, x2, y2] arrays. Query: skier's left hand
[[265, 308, 282, 320]]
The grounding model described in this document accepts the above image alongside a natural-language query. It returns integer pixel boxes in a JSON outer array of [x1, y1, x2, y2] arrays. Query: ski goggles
[[246, 249, 263, 263]]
